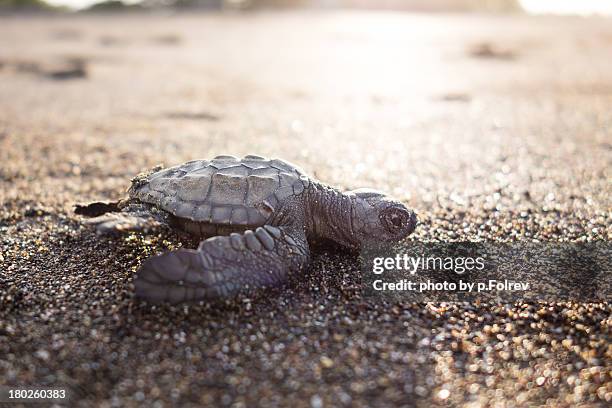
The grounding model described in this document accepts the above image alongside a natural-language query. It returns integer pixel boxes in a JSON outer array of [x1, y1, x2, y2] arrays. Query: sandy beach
[[0, 11, 610, 407]]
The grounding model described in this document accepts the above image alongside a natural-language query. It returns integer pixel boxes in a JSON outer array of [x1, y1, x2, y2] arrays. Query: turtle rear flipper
[[86, 213, 163, 235], [134, 225, 310, 303], [75, 201, 121, 217], [81, 203, 168, 235]]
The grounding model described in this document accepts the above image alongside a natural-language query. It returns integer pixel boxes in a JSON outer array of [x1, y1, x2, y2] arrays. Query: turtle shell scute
[[129, 156, 310, 225]]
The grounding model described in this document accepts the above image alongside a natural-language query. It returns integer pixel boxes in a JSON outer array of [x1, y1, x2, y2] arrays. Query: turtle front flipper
[[134, 225, 310, 304]]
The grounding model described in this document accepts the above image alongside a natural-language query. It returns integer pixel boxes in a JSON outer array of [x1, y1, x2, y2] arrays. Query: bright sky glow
[[520, 0, 612, 15]]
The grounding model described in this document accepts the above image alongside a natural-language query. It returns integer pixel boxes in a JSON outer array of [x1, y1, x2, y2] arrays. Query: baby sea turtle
[[76, 155, 417, 303]]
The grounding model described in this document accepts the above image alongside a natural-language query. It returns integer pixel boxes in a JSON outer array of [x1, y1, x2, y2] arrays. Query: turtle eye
[[381, 207, 410, 233]]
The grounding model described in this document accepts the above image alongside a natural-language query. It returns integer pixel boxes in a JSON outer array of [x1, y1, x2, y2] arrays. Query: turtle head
[[348, 189, 417, 247]]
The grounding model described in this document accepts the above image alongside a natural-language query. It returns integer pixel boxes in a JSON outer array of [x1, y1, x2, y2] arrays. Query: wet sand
[[0, 11, 610, 407]]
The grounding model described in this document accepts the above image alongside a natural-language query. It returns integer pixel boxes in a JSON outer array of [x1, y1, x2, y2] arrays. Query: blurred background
[[1, 0, 612, 14], [1, 0, 610, 226]]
